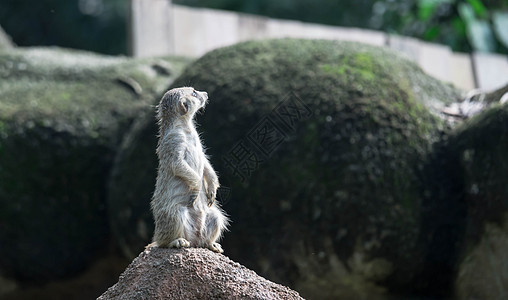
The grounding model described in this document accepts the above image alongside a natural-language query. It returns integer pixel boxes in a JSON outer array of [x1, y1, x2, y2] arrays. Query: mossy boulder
[[446, 104, 508, 300], [0, 47, 189, 282], [107, 38, 461, 298], [417, 100, 508, 299], [0, 25, 14, 49], [107, 109, 159, 259]]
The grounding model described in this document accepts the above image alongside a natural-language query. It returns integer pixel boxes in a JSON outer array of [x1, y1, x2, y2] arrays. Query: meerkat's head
[[157, 87, 208, 123]]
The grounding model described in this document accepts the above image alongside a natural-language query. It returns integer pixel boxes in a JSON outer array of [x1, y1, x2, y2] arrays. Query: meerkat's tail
[[204, 206, 230, 244]]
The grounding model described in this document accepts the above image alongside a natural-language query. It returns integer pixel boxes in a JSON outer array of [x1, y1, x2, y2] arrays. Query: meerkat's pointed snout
[[198, 91, 208, 109]]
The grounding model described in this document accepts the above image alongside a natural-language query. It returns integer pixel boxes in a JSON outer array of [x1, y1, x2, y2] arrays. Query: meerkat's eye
[[192, 90, 198, 97]]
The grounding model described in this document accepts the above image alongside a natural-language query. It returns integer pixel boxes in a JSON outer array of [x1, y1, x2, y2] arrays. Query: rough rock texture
[[448, 104, 508, 300], [0, 47, 189, 282], [98, 247, 303, 300], [0, 25, 14, 49], [107, 108, 158, 259], [106, 39, 461, 299], [455, 216, 508, 300], [418, 102, 508, 299], [483, 83, 508, 105], [441, 83, 508, 121]]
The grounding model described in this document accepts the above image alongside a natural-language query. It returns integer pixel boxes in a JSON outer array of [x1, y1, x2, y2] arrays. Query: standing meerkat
[[150, 87, 228, 253]]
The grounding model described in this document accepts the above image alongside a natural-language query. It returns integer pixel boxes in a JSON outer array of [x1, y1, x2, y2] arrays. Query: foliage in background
[[0, 0, 507, 54], [177, 0, 508, 54], [370, 0, 508, 53], [0, 0, 128, 55]]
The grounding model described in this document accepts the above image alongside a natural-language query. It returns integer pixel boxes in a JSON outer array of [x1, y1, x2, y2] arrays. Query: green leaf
[[493, 11, 508, 48], [452, 16, 466, 37], [424, 25, 440, 40], [418, 0, 438, 21], [466, 0, 488, 18], [417, 0, 452, 21], [459, 3, 475, 21], [466, 19, 497, 52]]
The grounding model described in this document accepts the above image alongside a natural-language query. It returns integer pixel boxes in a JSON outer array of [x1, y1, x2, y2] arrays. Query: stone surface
[[450, 52, 475, 91], [172, 5, 208, 57], [98, 247, 303, 300], [130, 0, 173, 57], [455, 216, 508, 300], [202, 8, 239, 52], [238, 14, 269, 41], [130, 1, 508, 94], [107, 109, 158, 259], [485, 83, 508, 104], [0, 25, 14, 49], [266, 19, 305, 38], [417, 41, 453, 84], [0, 47, 189, 282], [448, 104, 508, 300], [419, 102, 508, 298], [472, 52, 508, 91], [107, 38, 461, 299], [387, 35, 454, 86]]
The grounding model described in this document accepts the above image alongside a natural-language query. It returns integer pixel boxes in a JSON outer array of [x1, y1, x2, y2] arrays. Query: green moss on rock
[[0, 47, 189, 282], [175, 39, 459, 296], [417, 102, 508, 298], [107, 110, 158, 259], [455, 215, 508, 300], [442, 104, 508, 299], [108, 39, 460, 298], [453, 104, 508, 229], [0, 26, 14, 50]]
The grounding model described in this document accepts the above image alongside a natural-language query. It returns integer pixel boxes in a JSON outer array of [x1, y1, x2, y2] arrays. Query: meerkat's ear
[[178, 97, 190, 115]]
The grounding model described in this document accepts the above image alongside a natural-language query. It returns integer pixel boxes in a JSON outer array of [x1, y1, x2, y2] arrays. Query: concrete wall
[[130, 0, 508, 92]]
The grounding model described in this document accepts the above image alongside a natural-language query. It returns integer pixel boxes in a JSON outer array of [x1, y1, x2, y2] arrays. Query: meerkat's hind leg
[[168, 237, 191, 249], [203, 206, 228, 253], [207, 242, 223, 253]]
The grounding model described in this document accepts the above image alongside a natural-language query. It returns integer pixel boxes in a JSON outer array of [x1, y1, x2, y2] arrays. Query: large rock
[[417, 87, 508, 299], [0, 25, 14, 49], [98, 247, 303, 300], [107, 109, 159, 259], [447, 104, 508, 300], [107, 38, 461, 298], [0, 47, 189, 282]]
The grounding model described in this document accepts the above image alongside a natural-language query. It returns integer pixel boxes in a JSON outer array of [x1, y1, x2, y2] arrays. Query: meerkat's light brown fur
[[150, 87, 228, 253]]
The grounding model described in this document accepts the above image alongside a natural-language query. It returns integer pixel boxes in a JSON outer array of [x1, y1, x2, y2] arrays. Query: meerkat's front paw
[[205, 180, 219, 206], [206, 189, 217, 206], [168, 238, 191, 249], [207, 242, 223, 253]]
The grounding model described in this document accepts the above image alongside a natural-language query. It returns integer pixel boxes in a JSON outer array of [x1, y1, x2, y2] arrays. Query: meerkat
[[150, 87, 228, 253]]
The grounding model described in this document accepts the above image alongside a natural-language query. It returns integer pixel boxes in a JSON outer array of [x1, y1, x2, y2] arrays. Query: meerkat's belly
[[184, 147, 204, 173], [183, 133, 205, 173]]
